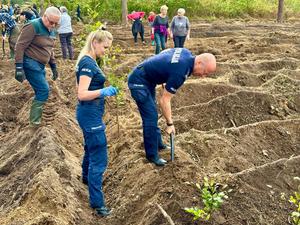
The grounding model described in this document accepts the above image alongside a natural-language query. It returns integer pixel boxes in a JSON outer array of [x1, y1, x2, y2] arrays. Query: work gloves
[[15, 63, 26, 83], [49, 63, 58, 81], [100, 86, 118, 97], [151, 33, 154, 41], [15, 62, 59, 82]]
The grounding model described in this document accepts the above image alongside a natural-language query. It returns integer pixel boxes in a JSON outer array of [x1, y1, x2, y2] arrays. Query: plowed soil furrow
[[0, 19, 299, 225]]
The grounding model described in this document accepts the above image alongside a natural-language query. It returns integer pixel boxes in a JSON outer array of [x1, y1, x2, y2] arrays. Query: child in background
[[148, 11, 156, 46]]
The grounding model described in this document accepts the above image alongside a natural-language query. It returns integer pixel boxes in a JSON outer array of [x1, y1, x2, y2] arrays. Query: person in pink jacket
[[127, 11, 145, 45]]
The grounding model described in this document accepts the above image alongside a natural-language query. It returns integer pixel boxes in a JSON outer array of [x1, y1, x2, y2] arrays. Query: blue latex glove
[[49, 63, 58, 81], [15, 63, 26, 83], [100, 86, 118, 97]]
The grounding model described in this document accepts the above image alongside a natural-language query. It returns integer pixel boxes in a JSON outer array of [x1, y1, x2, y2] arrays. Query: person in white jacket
[[57, 6, 73, 59]]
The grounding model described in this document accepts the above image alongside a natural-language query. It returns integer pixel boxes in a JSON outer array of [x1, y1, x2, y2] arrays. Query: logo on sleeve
[[82, 68, 92, 73], [170, 87, 177, 92], [171, 48, 183, 64]]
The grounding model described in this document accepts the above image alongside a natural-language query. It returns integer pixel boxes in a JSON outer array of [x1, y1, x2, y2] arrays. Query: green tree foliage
[[30, 0, 300, 22], [2, 0, 24, 5], [289, 178, 300, 225], [289, 191, 300, 225]]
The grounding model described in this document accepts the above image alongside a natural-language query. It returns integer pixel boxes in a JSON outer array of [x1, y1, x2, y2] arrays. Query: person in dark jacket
[[76, 5, 83, 22], [19, 10, 36, 23], [31, 4, 40, 18]]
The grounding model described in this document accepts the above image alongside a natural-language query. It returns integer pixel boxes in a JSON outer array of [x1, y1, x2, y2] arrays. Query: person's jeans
[[81, 130, 108, 208], [59, 32, 74, 59], [173, 35, 186, 48], [23, 56, 49, 102], [154, 33, 166, 54]]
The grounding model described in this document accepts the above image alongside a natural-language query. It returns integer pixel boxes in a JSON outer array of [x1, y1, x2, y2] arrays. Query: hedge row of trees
[[2, 0, 300, 23]]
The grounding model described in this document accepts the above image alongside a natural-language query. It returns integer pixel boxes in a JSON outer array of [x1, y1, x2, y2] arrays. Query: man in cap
[[14, 6, 61, 126], [128, 48, 216, 166]]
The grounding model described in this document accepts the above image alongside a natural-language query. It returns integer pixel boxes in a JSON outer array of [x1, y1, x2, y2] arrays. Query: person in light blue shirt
[[57, 6, 73, 59]]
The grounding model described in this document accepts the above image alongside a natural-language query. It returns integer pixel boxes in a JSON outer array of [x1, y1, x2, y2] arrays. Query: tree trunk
[[121, 0, 128, 26], [277, 0, 284, 23], [40, 0, 45, 16]]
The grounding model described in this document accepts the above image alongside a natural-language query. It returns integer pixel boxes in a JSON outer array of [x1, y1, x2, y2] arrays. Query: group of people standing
[[10, 4, 216, 219], [0, 4, 74, 61], [128, 5, 190, 54]]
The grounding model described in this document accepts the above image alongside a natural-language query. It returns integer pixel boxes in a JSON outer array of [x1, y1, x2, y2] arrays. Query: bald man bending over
[[128, 48, 216, 166]]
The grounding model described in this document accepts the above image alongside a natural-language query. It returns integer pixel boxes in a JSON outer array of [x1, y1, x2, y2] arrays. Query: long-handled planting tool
[[170, 132, 175, 161]]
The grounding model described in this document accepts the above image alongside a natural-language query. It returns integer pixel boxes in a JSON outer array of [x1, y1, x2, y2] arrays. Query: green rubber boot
[[29, 100, 45, 126]]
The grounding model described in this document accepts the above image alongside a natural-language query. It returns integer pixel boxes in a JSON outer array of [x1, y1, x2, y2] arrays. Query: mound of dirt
[[0, 19, 299, 225]]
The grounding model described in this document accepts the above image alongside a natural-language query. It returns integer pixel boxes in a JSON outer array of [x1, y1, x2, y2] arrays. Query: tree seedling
[[184, 177, 230, 221], [289, 177, 300, 225]]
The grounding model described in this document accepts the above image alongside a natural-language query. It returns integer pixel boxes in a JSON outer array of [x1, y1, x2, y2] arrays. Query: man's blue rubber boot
[[159, 144, 171, 151], [95, 207, 111, 217], [147, 157, 167, 166]]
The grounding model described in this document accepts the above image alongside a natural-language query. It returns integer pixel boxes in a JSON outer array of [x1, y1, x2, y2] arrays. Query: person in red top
[[127, 11, 145, 45], [148, 11, 156, 25], [147, 11, 156, 46]]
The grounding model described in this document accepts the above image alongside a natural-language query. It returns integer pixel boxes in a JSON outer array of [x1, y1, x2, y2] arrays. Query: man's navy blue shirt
[[76, 55, 106, 90], [129, 48, 195, 94]]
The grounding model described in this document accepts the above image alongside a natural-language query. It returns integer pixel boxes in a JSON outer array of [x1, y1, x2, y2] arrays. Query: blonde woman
[[170, 8, 190, 48], [151, 5, 170, 54], [76, 29, 118, 216]]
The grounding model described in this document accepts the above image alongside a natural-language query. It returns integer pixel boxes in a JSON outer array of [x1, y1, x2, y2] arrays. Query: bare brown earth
[[0, 19, 300, 225]]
